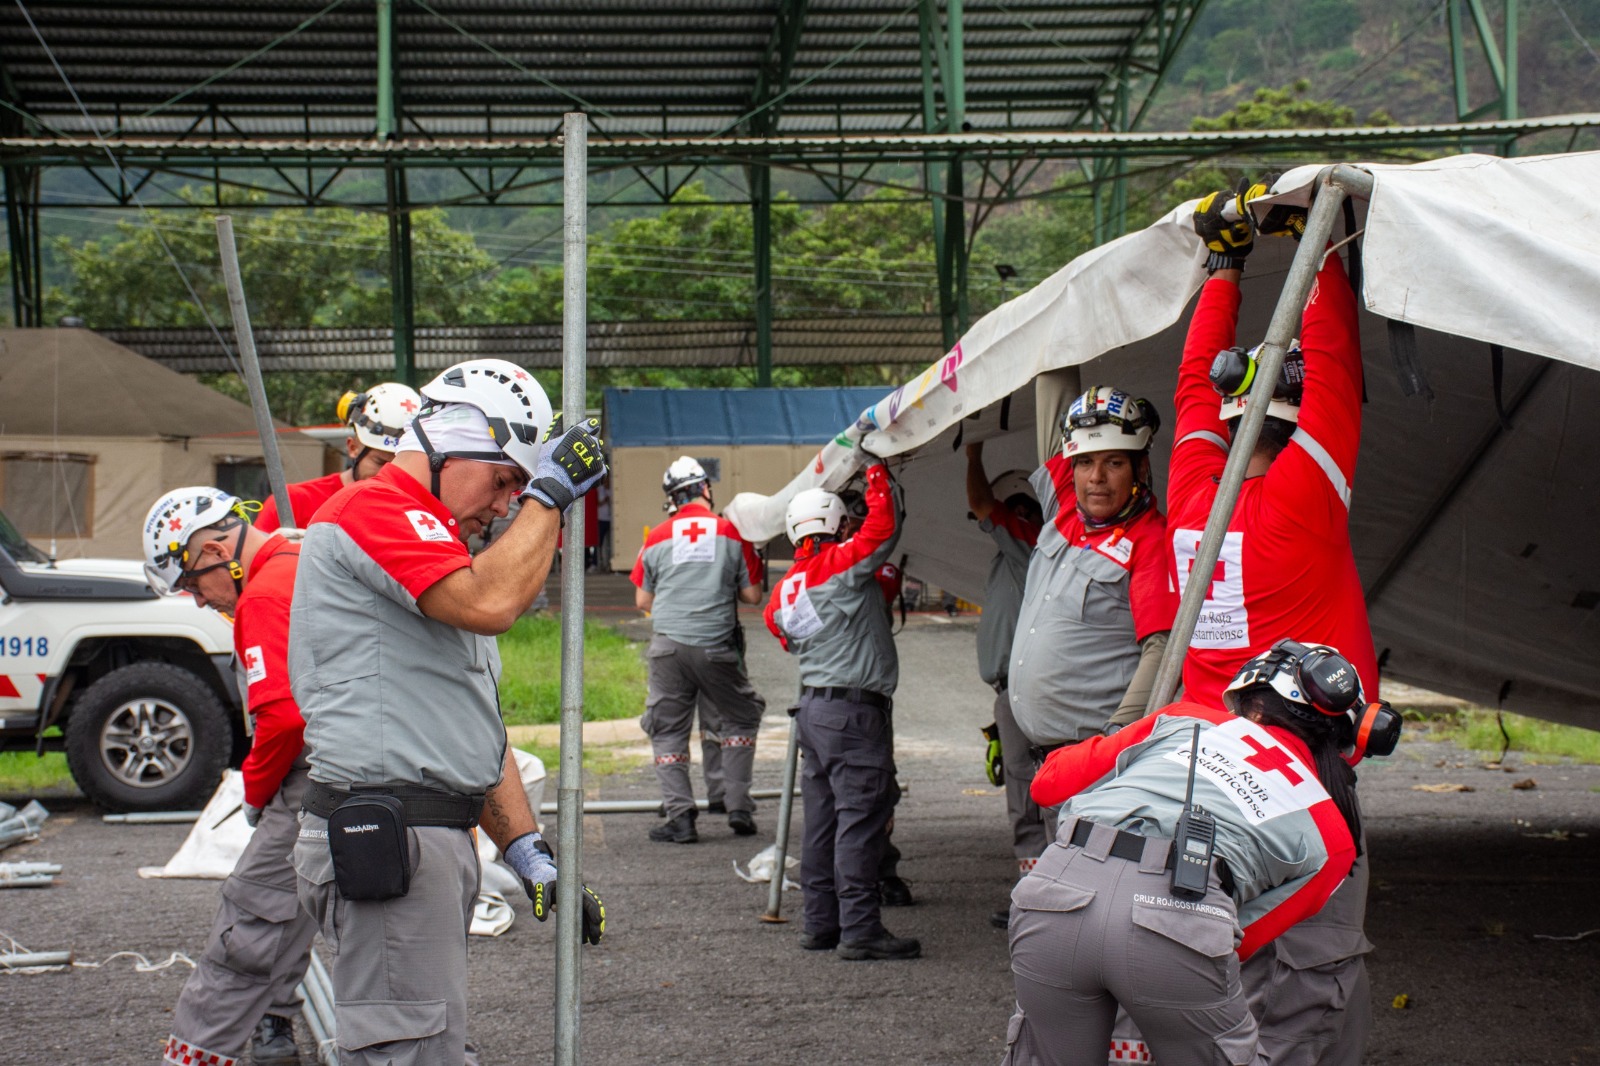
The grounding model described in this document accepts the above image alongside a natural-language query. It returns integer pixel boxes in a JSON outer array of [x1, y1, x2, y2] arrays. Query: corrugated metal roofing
[[0, 1, 1191, 139], [604, 386, 886, 445]]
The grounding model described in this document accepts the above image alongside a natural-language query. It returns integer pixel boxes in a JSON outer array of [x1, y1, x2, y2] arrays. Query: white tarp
[[724, 151, 1600, 729]]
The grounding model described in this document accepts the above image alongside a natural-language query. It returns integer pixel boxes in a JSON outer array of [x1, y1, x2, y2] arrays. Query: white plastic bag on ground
[[138, 771, 251, 879], [734, 843, 800, 890]]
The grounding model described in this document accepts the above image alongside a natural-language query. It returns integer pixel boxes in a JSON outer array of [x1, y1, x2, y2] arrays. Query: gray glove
[[243, 804, 264, 828], [505, 831, 559, 915], [524, 416, 607, 513]]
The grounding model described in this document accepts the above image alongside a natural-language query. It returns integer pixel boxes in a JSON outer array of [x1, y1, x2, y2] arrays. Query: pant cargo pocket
[[336, 998, 448, 1063]]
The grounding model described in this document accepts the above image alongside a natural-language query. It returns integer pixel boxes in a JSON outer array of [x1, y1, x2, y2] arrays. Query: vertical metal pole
[[752, 164, 774, 387], [216, 216, 295, 528], [376, 0, 396, 140], [1145, 166, 1372, 712], [553, 110, 588, 1066], [761, 716, 801, 922], [945, 0, 970, 335], [4, 166, 40, 327], [386, 164, 416, 385]]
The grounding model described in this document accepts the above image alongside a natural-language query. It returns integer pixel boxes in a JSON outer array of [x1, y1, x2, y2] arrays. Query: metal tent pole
[[216, 215, 295, 529], [1145, 165, 1375, 712], [553, 111, 589, 1066], [761, 715, 802, 922]]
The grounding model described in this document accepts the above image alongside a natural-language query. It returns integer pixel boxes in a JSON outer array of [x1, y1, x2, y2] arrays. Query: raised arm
[[966, 442, 998, 521], [1169, 274, 1241, 506], [418, 500, 563, 635]]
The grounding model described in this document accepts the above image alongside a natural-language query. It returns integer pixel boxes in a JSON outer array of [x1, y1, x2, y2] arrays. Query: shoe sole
[[729, 822, 758, 837], [836, 946, 922, 961]]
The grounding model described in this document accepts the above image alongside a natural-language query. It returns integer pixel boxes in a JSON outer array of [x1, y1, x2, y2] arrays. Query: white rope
[[0, 928, 196, 975]]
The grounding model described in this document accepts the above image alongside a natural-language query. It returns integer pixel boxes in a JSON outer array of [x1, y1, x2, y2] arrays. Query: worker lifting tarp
[[724, 150, 1600, 730]]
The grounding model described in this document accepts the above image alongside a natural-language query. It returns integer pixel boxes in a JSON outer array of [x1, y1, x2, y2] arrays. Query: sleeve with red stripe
[[1235, 796, 1357, 959], [762, 582, 788, 650], [989, 499, 1042, 548], [240, 697, 305, 808], [333, 489, 471, 601], [738, 533, 762, 589], [804, 463, 900, 581], [1030, 712, 1164, 807], [1169, 278, 1240, 508]]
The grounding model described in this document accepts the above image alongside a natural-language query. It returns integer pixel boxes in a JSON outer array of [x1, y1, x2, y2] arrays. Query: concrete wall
[[609, 443, 817, 569]]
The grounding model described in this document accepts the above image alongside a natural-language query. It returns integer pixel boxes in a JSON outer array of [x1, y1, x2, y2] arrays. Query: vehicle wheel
[[64, 662, 232, 813]]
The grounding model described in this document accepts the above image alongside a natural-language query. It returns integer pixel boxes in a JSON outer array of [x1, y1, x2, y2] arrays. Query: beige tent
[[0, 328, 329, 560]]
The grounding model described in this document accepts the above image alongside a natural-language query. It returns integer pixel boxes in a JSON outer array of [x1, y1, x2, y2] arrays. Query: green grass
[[0, 750, 78, 796], [1408, 708, 1600, 764], [516, 743, 647, 779], [497, 616, 647, 727]]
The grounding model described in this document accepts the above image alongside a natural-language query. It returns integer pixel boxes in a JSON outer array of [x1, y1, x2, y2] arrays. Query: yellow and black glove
[[982, 723, 1004, 788], [525, 415, 608, 513], [1192, 182, 1255, 273]]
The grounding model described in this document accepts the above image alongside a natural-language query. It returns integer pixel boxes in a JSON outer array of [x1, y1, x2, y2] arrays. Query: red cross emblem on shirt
[[785, 579, 803, 606], [415, 513, 438, 531], [1186, 554, 1226, 596], [1242, 735, 1304, 786], [682, 522, 707, 543], [244, 649, 261, 672], [401, 398, 418, 413]]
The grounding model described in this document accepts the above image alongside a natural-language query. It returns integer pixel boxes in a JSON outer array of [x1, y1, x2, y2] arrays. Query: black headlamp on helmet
[[1224, 639, 1401, 763]]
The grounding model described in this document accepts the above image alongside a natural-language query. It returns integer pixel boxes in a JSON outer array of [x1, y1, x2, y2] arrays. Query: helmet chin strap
[[411, 412, 509, 501]]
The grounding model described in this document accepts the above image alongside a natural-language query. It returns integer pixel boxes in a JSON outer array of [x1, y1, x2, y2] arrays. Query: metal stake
[[1146, 165, 1375, 712], [216, 216, 295, 528], [761, 715, 802, 923], [553, 110, 588, 1066]]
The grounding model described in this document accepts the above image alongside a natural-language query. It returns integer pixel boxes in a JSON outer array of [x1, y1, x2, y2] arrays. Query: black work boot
[[879, 875, 914, 907], [648, 811, 699, 843], [727, 809, 757, 836], [989, 910, 1010, 930], [251, 1014, 301, 1066], [798, 929, 840, 950], [707, 799, 727, 814], [837, 931, 922, 961]]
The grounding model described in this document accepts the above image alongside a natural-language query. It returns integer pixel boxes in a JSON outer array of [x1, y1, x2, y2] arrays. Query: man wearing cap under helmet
[[287, 359, 608, 1064], [255, 381, 421, 531], [1157, 183, 1378, 1066]]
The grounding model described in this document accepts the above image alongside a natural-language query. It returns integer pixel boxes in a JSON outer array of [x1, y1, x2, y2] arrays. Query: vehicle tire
[[64, 662, 233, 813]]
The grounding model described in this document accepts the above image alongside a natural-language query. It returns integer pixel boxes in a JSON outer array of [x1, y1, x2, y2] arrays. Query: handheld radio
[[1171, 722, 1217, 900]]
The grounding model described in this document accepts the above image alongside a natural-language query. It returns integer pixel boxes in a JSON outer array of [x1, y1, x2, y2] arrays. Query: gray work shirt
[[976, 504, 1036, 688], [288, 466, 505, 796], [1008, 461, 1172, 746], [631, 503, 758, 647]]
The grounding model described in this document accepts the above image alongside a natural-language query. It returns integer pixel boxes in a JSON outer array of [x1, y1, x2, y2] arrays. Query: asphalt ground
[[2, 587, 1598, 1065]]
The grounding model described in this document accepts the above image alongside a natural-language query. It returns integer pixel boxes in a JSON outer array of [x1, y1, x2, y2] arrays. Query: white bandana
[[396, 403, 522, 470]]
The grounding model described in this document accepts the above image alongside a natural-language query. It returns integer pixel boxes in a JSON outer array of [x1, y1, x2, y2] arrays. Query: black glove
[[525, 415, 608, 513], [517, 836, 607, 945], [1193, 181, 1254, 273], [1258, 203, 1308, 241]]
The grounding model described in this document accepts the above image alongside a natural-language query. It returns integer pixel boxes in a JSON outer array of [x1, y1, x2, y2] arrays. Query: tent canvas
[[725, 152, 1600, 731], [0, 328, 327, 559]]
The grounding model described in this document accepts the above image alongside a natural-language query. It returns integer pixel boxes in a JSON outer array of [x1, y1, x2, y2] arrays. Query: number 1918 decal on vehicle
[[2, 636, 49, 657]]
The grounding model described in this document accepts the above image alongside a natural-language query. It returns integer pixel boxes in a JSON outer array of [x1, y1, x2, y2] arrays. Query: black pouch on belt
[[327, 793, 412, 901]]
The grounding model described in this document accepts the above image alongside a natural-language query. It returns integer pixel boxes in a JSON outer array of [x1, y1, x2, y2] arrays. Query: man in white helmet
[[1159, 185, 1377, 1066], [255, 381, 422, 531], [964, 442, 1049, 919], [631, 455, 766, 843], [286, 359, 607, 1064], [142, 488, 316, 1066], [764, 461, 919, 961]]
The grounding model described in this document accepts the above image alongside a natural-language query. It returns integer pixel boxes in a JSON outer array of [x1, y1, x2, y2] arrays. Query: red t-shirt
[[254, 471, 346, 532], [1166, 255, 1377, 708], [316, 463, 474, 599], [235, 535, 304, 808]]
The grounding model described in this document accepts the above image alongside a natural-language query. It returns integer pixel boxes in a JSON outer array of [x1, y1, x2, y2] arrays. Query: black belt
[[801, 685, 892, 711], [1028, 741, 1070, 765], [1068, 820, 1235, 896], [303, 782, 484, 828]]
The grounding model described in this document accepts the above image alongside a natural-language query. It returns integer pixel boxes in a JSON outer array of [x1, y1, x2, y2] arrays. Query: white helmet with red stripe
[[417, 359, 552, 477], [785, 488, 847, 544]]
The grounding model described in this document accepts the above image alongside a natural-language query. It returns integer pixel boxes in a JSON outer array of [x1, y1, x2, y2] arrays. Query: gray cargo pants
[[1002, 817, 1262, 1066], [697, 695, 726, 806], [794, 689, 896, 942], [992, 685, 1047, 863], [642, 634, 764, 818], [1241, 845, 1372, 1066], [164, 765, 319, 1066], [293, 814, 480, 1066]]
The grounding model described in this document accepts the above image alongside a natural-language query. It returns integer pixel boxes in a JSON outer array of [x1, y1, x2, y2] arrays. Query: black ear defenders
[[1274, 639, 1362, 718], [1348, 699, 1403, 762]]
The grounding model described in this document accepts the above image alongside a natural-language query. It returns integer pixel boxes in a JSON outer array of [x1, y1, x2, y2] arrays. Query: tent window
[[215, 457, 270, 504], [0, 452, 95, 539]]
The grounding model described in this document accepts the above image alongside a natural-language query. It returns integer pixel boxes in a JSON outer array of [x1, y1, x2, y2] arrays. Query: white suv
[[0, 507, 243, 812]]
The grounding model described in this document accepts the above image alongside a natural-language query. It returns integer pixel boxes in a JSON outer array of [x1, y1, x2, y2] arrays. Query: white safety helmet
[[989, 469, 1035, 508], [141, 487, 245, 595], [1213, 341, 1304, 424], [417, 359, 552, 477], [785, 488, 848, 544], [662, 456, 710, 512], [338, 382, 422, 451], [1222, 638, 1364, 727], [1062, 386, 1160, 457]]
